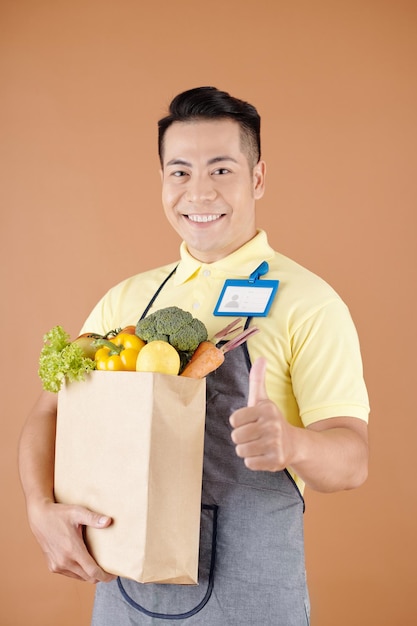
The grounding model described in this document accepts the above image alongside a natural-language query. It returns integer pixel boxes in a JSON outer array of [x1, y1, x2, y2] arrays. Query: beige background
[[1, 1, 416, 624]]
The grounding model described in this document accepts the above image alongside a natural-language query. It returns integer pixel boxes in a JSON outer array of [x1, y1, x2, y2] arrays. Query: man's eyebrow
[[165, 156, 238, 168], [207, 156, 238, 165], [165, 158, 192, 168]]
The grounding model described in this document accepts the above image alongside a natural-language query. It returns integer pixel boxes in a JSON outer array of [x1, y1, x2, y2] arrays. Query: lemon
[[136, 340, 180, 375]]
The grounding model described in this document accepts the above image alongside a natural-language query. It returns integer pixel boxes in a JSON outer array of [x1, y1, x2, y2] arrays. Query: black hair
[[158, 86, 261, 167]]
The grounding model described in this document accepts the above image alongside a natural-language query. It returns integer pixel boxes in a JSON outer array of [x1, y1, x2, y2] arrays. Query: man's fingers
[[50, 554, 114, 583], [229, 358, 290, 472], [67, 507, 114, 582], [247, 357, 268, 407]]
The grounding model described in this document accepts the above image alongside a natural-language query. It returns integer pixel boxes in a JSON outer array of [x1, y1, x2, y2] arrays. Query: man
[[19, 86, 369, 625]]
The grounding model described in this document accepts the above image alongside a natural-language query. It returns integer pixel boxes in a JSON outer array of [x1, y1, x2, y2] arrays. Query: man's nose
[[185, 175, 216, 202]]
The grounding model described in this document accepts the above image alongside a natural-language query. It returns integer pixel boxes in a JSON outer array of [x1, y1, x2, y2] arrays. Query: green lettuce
[[38, 325, 96, 393]]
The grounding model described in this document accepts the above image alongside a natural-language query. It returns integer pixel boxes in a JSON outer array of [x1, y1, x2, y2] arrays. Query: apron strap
[[117, 504, 218, 620], [139, 265, 178, 320]]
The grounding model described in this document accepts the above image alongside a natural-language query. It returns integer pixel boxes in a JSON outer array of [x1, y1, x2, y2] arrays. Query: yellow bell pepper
[[94, 332, 145, 371]]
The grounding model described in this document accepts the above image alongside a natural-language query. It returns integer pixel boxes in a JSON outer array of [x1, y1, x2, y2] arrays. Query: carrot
[[180, 325, 260, 379], [180, 342, 225, 379], [212, 318, 243, 340], [221, 327, 260, 353], [187, 340, 214, 362]]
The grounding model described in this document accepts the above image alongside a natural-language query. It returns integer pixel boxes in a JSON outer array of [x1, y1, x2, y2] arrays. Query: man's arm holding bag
[[18, 391, 115, 583]]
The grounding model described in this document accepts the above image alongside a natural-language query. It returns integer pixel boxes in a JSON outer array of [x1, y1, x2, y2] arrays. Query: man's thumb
[[79, 509, 112, 529], [247, 357, 269, 407], [95, 515, 112, 528]]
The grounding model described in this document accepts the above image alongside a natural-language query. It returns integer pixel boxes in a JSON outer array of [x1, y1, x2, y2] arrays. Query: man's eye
[[213, 168, 230, 175], [172, 171, 187, 177]]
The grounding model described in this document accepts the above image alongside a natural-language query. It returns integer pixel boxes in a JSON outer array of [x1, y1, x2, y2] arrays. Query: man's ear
[[253, 160, 266, 199]]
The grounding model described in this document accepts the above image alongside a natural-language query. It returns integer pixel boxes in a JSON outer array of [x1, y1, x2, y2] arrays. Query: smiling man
[[19, 87, 369, 625], [160, 117, 265, 262]]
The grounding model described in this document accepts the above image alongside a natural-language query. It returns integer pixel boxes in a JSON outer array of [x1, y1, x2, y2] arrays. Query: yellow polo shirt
[[81, 230, 369, 491]]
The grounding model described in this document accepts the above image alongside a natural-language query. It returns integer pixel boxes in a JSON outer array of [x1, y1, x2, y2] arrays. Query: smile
[[187, 214, 223, 223]]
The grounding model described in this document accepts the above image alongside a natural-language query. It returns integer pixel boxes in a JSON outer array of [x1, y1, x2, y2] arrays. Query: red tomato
[[119, 325, 137, 335]]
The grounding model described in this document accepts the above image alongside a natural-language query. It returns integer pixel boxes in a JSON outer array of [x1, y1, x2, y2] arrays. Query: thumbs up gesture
[[229, 357, 295, 472]]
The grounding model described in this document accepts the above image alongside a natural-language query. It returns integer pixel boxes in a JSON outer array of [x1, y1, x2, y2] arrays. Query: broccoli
[[135, 306, 208, 354], [169, 317, 208, 352], [134, 315, 168, 343], [154, 306, 193, 335]]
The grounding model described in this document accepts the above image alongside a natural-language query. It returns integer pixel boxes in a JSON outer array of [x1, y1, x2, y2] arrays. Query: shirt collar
[[173, 230, 275, 285]]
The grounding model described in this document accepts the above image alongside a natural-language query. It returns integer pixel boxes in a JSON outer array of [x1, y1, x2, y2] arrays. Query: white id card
[[214, 278, 279, 317]]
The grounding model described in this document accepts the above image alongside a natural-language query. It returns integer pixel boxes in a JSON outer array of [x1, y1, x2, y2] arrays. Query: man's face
[[160, 119, 266, 263]]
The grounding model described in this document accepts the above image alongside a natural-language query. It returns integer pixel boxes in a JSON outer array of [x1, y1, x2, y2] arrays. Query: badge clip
[[248, 261, 269, 283]]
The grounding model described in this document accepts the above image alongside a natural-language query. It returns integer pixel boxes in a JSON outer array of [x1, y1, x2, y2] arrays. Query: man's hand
[[229, 357, 369, 492], [29, 499, 115, 583], [229, 357, 295, 472]]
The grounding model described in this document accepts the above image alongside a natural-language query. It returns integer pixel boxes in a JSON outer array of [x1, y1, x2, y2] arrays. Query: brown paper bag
[[54, 370, 206, 584]]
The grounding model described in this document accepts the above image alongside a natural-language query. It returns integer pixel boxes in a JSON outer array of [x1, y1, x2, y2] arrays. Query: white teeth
[[187, 214, 222, 223]]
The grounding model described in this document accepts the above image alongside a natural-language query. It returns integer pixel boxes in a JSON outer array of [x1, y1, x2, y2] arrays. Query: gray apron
[[92, 272, 310, 626]]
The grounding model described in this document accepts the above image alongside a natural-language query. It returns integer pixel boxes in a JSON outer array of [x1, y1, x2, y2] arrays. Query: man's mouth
[[186, 214, 223, 223]]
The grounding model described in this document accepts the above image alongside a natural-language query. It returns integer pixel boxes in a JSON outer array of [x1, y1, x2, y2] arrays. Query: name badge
[[213, 261, 279, 317]]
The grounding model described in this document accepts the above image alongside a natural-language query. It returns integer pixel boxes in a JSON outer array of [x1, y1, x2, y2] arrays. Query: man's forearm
[[18, 391, 58, 510], [291, 417, 369, 493]]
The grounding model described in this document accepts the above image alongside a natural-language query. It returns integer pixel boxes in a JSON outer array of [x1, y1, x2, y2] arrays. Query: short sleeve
[[290, 299, 370, 426]]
